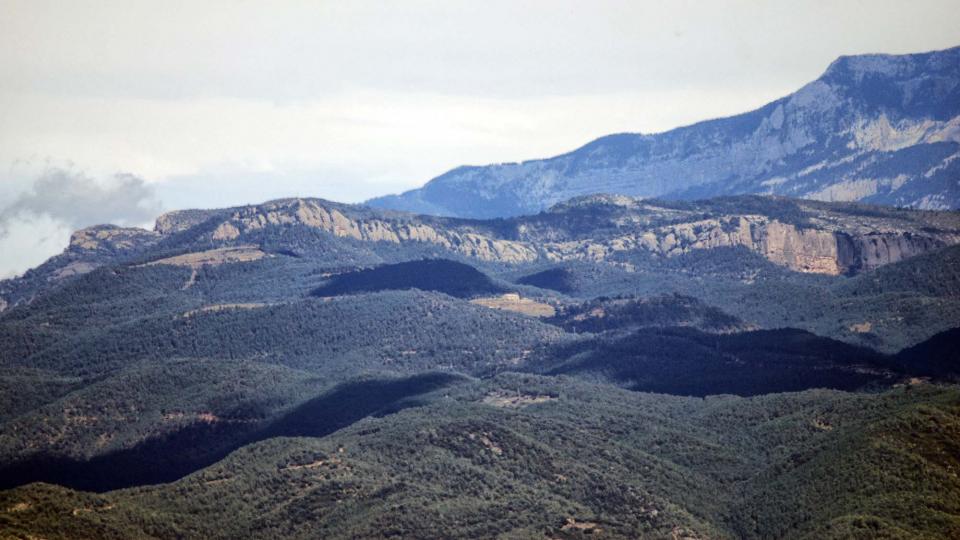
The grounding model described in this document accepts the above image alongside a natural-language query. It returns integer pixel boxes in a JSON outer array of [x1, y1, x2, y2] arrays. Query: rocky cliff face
[[2, 195, 957, 313], [204, 199, 539, 263], [179, 196, 960, 276], [527, 214, 957, 275], [369, 46, 960, 218]]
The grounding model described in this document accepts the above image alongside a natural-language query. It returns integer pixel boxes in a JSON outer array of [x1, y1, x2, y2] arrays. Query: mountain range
[[3, 194, 959, 351], [2, 45, 960, 539], [2, 199, 959, 538], [368, 46, 960, 218]]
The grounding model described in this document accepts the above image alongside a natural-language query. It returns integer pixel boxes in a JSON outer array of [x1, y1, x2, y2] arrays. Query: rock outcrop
[[2, 194, 957, 314], [154, 209, 225, 234], [0, 225, 162, 310], [188, 196, 960, 275], [205, 199, 539, 263], [68, 225, 160, 254]]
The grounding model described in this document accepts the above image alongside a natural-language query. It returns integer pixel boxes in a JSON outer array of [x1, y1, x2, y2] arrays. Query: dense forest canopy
[[0, 193, 958, 539]]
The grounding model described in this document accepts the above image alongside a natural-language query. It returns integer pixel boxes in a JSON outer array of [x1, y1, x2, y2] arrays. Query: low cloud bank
[[0, 168, 162, 237]]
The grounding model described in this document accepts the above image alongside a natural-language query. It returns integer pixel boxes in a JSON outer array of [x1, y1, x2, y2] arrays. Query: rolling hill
[[2, 375, 958, 539], [0, 188, 959, 538]]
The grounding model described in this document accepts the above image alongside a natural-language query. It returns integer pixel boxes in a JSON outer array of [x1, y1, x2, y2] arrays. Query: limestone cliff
[[2, 194, 957, 315], [186, 197, 960, 275], [204, 199, 539, 263]]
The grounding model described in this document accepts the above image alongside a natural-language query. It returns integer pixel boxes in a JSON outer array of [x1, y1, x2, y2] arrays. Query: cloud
[[0, 168, 163, 237]]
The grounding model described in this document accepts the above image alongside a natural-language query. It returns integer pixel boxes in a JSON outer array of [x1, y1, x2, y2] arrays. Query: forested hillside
[[311, 259, 508, 298], [2, 375, 958, 539], [0, 192, 958, 538]]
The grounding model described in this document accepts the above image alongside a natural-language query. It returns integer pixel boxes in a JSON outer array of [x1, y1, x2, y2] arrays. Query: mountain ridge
[[368, 45, 960, 217], [2, 194, 959, 314]]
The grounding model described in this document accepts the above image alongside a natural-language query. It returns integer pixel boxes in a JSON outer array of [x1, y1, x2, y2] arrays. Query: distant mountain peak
[[368, 45, 960, 218]]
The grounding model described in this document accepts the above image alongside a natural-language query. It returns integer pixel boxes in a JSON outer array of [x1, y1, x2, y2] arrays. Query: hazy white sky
[[1, 0, 959, 276]]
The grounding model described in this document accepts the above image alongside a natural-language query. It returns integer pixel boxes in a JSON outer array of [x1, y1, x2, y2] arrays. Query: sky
[[1, 0, 959, 277]]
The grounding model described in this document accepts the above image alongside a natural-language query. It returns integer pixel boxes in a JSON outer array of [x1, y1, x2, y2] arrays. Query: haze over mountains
[[2, 45, 960, 539], [369, 46, 960, 218]]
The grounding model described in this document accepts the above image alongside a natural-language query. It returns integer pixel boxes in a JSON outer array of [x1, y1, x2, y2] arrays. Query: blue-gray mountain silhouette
[[369, 46, 960, 218]]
